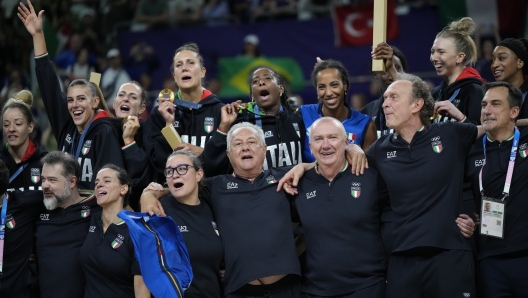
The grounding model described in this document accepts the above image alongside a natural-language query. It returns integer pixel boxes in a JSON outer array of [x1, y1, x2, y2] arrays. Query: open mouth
[[173, 182, 184, 190], [259, 90, 270, 101], [120, 105, 130, 113], [241, 155, 253, 160], [182, 75, 192, 82], [73, 110, 84, 119]]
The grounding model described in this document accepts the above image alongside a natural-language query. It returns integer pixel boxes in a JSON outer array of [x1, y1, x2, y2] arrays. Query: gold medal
[[158, 88, 175, 102], [236, 103, 249, 110], [430, 112, 440, 121], [122, 115, 132, 127]]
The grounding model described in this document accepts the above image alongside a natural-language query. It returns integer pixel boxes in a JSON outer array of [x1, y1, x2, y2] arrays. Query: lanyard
[[176, 90, 203, 110], [70, 120, 94, 159], [253, 104, 283, 128], [9, 164, 27, 184], [522, 91, 527, 104], [436, 88, 460, 103], [479, 128, 520, 200], [0, 194, 8, 274]]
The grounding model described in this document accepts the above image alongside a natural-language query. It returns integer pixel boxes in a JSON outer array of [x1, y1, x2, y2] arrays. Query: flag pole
[[372, 0, 387, 72]]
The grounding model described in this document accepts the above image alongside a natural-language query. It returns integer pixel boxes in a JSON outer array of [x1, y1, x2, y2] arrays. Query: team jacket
[[107, 118, 157, 210], [1, 140, 47, 192], [35, 54, 125, 190], [143, 91, 223, 182], [0, 191, 43, 298], [299, 103, 372, 162], [431, 67, 484, 124], [471, 128, 528, 259], [517, 79, 528, 119], [202, 103, 305, 177]]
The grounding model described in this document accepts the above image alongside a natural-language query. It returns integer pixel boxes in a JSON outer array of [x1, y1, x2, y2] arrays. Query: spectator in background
[[230, 0, 255, 24], [239, 34, 261, 58], [288, 94, 303, 110], [202, 0, 230, 26], [133, 0, 170, 31], [475, 22, 501, 84], [125, 42, 160, 82], [54, 32, 84, 70], [349, 92, 366, 111], [173, 0, 204, 26], [102, 0, 136, 34], [252, 0, 297, 21], [66, 48, 94, 82], [77, 8, 105, 58], [101, 48, 131, 106]]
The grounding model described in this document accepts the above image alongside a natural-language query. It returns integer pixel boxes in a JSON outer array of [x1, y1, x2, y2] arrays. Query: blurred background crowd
[[1, 0, 527, 151]]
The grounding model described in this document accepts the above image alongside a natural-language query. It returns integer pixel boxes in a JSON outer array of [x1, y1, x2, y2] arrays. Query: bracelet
[[458, 115, 467, 123]]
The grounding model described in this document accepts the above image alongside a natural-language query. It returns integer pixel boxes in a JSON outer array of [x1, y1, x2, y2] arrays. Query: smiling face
[[67, 85, 99, 131], [94, 168, 127, 208], [113, 83, 146, 118], [316, 68, 347, 110], [172, 50, 205, 91], [166, 154, 203, 200], [41, 163, 73, 210], [227, 127, 267, 175], [3, 107, 33, 149], [430, 37, 465, 81], [309, 119, 347, 169], [251, 68, 283, 112], [491, 46, 524, 83], [481, 86, 519, 135]]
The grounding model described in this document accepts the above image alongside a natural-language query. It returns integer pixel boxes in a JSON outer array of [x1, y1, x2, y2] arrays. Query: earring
[[279, 92, 283, 97]]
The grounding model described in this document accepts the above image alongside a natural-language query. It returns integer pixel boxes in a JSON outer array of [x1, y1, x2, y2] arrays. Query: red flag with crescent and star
[[332, 0, 398, 47]]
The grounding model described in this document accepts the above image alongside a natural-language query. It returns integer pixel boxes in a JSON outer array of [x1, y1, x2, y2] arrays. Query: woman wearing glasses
[[158, 150, 223, 297]]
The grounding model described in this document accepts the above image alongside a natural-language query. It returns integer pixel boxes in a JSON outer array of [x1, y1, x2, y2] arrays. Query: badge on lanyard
[[480, 196, 505, 238], [479, 128, 519, 239]]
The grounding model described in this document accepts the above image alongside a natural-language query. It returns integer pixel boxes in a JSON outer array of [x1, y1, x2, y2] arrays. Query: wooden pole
[[372, 0, 387, 72]]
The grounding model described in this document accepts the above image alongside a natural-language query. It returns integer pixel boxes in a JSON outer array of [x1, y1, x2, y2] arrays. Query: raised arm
[[18, 0, 46, 56]]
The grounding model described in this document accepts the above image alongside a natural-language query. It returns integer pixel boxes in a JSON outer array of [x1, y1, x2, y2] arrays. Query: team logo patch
[[81, 206, 90, 218], [81, 140, 92, 155], [5, 214, 15, 229], [431, 136, 442, 153], [204, 117, 214, 133], [306, 190, 316, 199], [111, 234, 124, 249], [31, 168, 40, 183], [211, 221, 220, 236], [173, 120, 180, 128], [292, 123, 300, 138], [264, 131, 273, 138], [65, 134, 72, 144], [227, 182, 238, 189], [519, 143, 528, 158], [266, 175, 277, 184], [351, 182, 361, 198], [347, 132, 357, 144]]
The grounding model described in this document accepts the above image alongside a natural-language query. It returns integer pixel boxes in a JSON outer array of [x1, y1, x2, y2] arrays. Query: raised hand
[[17, 0, 44, 36]]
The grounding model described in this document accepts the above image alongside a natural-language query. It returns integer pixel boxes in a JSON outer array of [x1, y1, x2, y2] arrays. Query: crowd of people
[[1, 0, 528, 297]]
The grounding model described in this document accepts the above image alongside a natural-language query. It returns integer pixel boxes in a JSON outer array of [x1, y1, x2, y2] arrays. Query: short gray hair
[[226, 122, 266, 151], [310, 117, 347, 139], [395, 73, 434, 125]]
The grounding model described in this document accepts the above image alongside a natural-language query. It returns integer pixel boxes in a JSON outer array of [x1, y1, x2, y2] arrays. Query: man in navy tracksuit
[[470, 82, 528, 297], [365, 73, 482, 298]]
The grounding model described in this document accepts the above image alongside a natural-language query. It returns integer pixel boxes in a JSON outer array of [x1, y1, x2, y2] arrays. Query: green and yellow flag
[[217, 57, 305, 98]]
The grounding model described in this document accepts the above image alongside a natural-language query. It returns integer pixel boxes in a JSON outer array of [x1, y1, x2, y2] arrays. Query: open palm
[[17, 0, 44, 36]]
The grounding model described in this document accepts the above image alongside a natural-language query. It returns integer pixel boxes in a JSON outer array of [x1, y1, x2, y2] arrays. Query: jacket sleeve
[[92, 123, 126, 181], [122, 141, 157, 210], [35, 54, 71, 142], [142, 107, 173, 181], [202, 129, 232, 177]]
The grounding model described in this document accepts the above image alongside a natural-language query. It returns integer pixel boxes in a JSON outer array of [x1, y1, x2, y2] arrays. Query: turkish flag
[[332, 0, 398, 47]]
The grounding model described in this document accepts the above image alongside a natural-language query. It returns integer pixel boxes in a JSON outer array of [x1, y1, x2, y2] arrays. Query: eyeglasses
[[164, 164, 194, 178]]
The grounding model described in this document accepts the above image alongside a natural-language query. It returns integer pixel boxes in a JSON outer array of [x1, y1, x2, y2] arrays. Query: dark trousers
[[479, 253, 528, 298], [386, 249, 475, 298], [227, 275, 300, 298], [301, 280, 385, 298]]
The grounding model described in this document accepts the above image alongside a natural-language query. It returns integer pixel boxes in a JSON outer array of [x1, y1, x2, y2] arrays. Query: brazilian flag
[[217, 57, 305, 98]]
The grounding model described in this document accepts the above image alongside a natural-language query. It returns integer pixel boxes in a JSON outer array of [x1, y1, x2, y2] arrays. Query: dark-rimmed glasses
[[164, 164, 194, 178]]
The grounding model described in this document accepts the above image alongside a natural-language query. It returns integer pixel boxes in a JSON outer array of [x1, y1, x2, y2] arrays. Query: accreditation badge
[[480, 196, 505, 239]]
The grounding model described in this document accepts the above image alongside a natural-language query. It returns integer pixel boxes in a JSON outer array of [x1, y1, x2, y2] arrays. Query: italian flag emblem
[[351, 189, 360, 198], [347, 132, 357, 144], [6, 215, 15, 229], [31, 168, 40, 183], [351, 183, 361, 198], [81, 140, 92, 155], [204, 117, 215, 133], [111, 240, 121, 249], [431, 137, 443, 153], [81, 206, 90, 218], [31, 175, 40, 183], [433, 144, 443, 153], [520, 144, 528, 158]]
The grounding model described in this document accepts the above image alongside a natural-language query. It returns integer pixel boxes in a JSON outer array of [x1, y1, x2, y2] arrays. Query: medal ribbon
[[71, 120, 94, 160], [479, 128, 519, 200], [0, 194, 8, 274], [9, 164, 28, 184]]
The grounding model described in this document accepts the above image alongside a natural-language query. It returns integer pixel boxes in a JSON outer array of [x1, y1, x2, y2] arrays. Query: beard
[[43, 183, 72, 210]]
